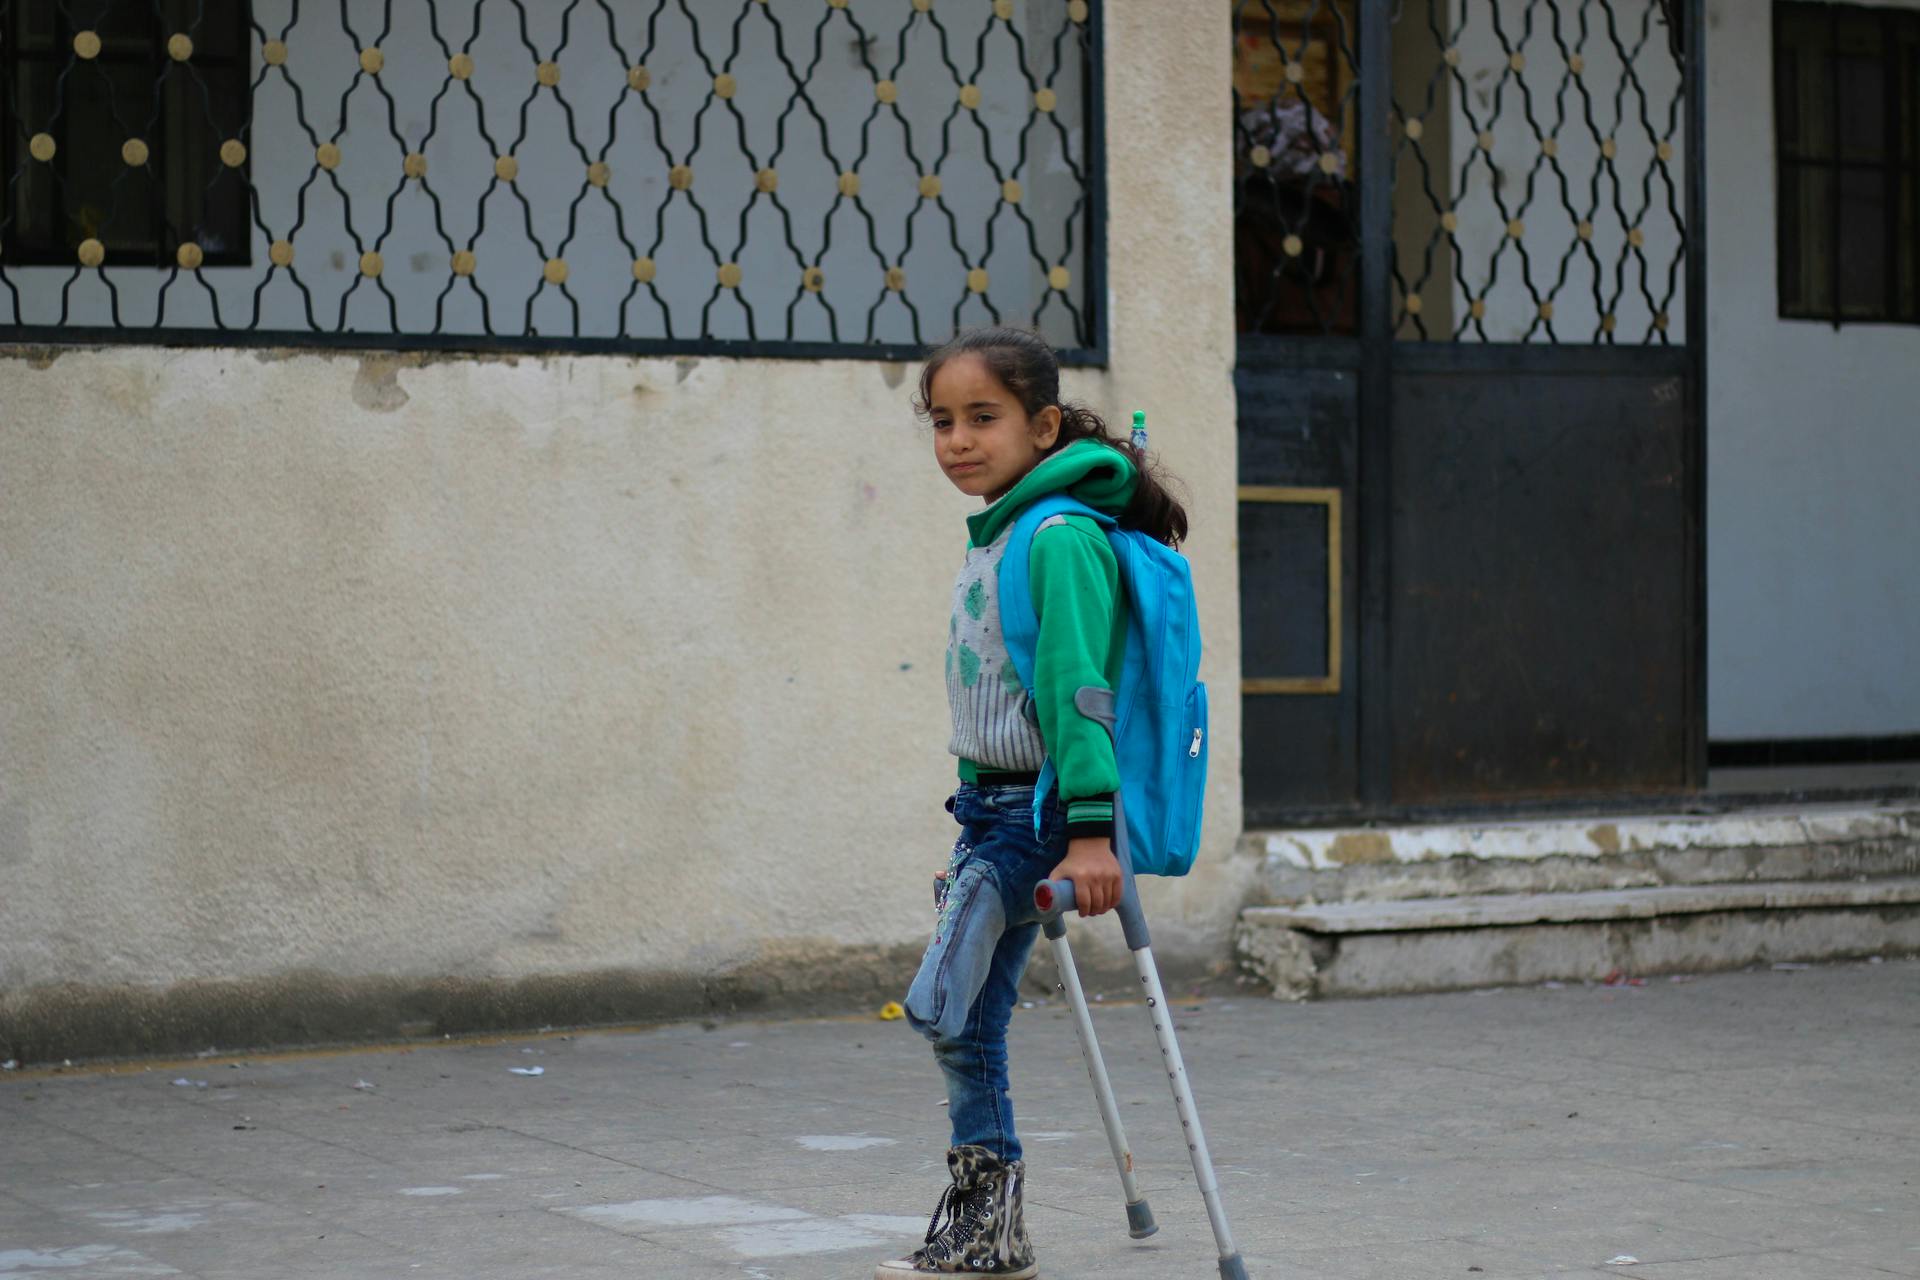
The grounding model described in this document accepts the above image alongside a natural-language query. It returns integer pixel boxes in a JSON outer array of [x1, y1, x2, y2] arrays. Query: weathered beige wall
[[0, 7, 1242, 1060]]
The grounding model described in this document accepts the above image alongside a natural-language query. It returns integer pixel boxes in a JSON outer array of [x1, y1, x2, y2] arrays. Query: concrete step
[[1237, 877, 1920, 999]]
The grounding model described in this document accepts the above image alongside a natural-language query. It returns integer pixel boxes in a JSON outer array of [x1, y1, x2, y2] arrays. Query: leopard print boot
[[873, 1144, 1037, 1278]]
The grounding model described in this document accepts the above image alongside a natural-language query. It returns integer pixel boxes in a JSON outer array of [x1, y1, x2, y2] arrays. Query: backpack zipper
[[1189, 728, 1203, 758]]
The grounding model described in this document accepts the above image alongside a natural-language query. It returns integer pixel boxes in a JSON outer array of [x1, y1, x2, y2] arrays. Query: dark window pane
[[1898, 175, 1918, 321], [1778, 6, 1836, 160], [1836, 52, 1886, 161], [1778, 161, 1835, 317], [3, 0, 250, 266], [1838, 168, 1889, 316]]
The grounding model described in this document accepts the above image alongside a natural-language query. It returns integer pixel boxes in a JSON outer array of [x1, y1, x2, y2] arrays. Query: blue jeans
[[904, 782, 1067, 1165]]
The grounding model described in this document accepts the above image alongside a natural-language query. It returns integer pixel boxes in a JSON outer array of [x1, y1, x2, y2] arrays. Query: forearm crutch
[[1032, 687, 1249, 1280]]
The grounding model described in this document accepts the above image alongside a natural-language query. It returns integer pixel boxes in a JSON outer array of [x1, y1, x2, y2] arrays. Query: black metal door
[[1233, 0, 1706, 824]]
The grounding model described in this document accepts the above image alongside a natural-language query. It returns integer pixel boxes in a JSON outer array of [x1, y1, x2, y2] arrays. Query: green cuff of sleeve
[[1065, 796, 1115, 841]]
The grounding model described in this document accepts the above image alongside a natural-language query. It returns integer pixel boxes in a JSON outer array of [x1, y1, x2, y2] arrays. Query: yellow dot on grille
[[220, 138, 247, 167], [885, 265, 907, 291], [755, 167, 778, 193], [1470, 298, 1488, 320], [1318, 151, 1339, 175], [628, 65, 651, 91], [1478, 130, 1495, 151], [360, 251, 384, 277], [837, 171, 861, 197], [168, 33, 193, 61], [122, 138, 149, 167], [73, 30, 101, 59], [495, 154, 519, 182], [176, 242, 203, 269], [544, 258, 569, 285], [829, 0, 848, 7], [28, 133, 55, 162], [77, 238, 105, 267], [1404, 118, 1425, 141], [1601, 312, 1617, 332], [1281, 234, 1304, 258], [875, 79, 898, 105], [536, 60, 560, 87], [717, 262, 743, 288], [918, 173, 942, 199], [1542, 137, 1559, 157], [269, 239, 294, 267], [1577, 220, 1594, 240], [669, 164, 694, 191], [1509, 52, 1526, 72], [632, 257, 656, 283], [967, 268, 989, 294], [1507, 219, 1524, 238], [1538, 301, 1554, 321], [405, 152, 428, 179], [1601, 138, 1618, 159], [449, 53, 474, 79], [802, 265, 825, 292], [360, 47, 384, 75], [914, 0, 933, 10], [1628, 227, 1646, 247], [994, 0, 1014, 18], [451, 250, 476, 276], [1048, 265, 1072, 290], [1250, 145, 1272, 168], [713, 73, 736, 99], [1034, 87, 1057, 112], [1657, 141, 1674, 162], [316, 142, 342, 170], [263, 39, 288, 66], [1287, 62, 1308, 86], [1654, 312, 1670, 331], [1440, 211, 1459, 233], [959, 84, 981, 110], [1443, 46, 1461, 67], [1568, 54, 1585, 75], [1405, 293, 1424, 315], [1001, 179, 1022, 203], [587, 161, 611, 187], [1069, 0, 1088, 20]]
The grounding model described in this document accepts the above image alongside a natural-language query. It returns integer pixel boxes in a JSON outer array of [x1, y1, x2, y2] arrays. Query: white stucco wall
[[1705, 0, 1920, 741], [0, 6, 1243, 1054]]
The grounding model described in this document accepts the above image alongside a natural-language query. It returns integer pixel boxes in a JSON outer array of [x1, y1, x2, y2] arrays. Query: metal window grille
[[1230, 0, 1689, 344], [1392, 0, 1688, 342], [0, 0, 1103, 361], [1774, 1, 1920, 327]]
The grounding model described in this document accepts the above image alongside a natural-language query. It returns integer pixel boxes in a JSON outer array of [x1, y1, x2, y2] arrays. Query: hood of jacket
[[966, 438, 1139, 549]]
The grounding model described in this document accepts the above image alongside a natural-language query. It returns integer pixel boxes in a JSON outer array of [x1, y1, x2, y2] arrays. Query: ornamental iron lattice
[[1232, 0, 1687, 344], [0, 0, 1100, 358]]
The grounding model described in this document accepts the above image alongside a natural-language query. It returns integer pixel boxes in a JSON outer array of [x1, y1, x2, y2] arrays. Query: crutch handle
[[1034, 878, 1077, 917]]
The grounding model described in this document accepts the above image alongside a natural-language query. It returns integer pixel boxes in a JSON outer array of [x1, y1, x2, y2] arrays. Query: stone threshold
[[1242, 801, 1919, 873]]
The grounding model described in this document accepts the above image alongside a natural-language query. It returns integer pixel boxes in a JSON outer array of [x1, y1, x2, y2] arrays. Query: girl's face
[[927, 354, 1062, 503]]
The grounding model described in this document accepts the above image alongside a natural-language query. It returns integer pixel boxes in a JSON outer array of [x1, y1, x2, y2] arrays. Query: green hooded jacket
[[960, 439, 1136, 839]]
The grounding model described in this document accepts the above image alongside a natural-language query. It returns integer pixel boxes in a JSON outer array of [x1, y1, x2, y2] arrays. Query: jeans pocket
[[904, 859, 1006, 1043]]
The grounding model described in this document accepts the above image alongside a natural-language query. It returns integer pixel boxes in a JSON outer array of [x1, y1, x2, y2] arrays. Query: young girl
[[878, 327, 1189, 1279]]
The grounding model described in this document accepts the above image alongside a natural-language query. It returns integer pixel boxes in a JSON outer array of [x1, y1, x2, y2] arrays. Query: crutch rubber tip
[[1217, 1252, 1250, 1280], [1125, 1198, 1158, 1239]]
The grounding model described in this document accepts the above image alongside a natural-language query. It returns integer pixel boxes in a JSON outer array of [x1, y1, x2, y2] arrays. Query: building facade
[[2, 0, 1914, 1059]]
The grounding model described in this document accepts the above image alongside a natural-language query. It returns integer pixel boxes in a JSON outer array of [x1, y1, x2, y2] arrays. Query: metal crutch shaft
[[1043, 912, 1158, 1238], [1036, 686, 1249, 1280]]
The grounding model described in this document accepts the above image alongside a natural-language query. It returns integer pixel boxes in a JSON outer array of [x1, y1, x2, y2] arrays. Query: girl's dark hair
[[913, 326, 1190, 546]]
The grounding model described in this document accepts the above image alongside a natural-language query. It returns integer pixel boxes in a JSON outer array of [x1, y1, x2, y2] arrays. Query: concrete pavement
[[4, 959, 1917, 1279]]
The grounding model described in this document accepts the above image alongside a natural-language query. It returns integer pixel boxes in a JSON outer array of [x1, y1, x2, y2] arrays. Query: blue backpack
[[997, 494, 1209, 877]]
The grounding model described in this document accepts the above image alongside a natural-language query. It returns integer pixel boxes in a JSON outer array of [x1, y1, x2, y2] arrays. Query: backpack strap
[[997, 494, 1116, 832]]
